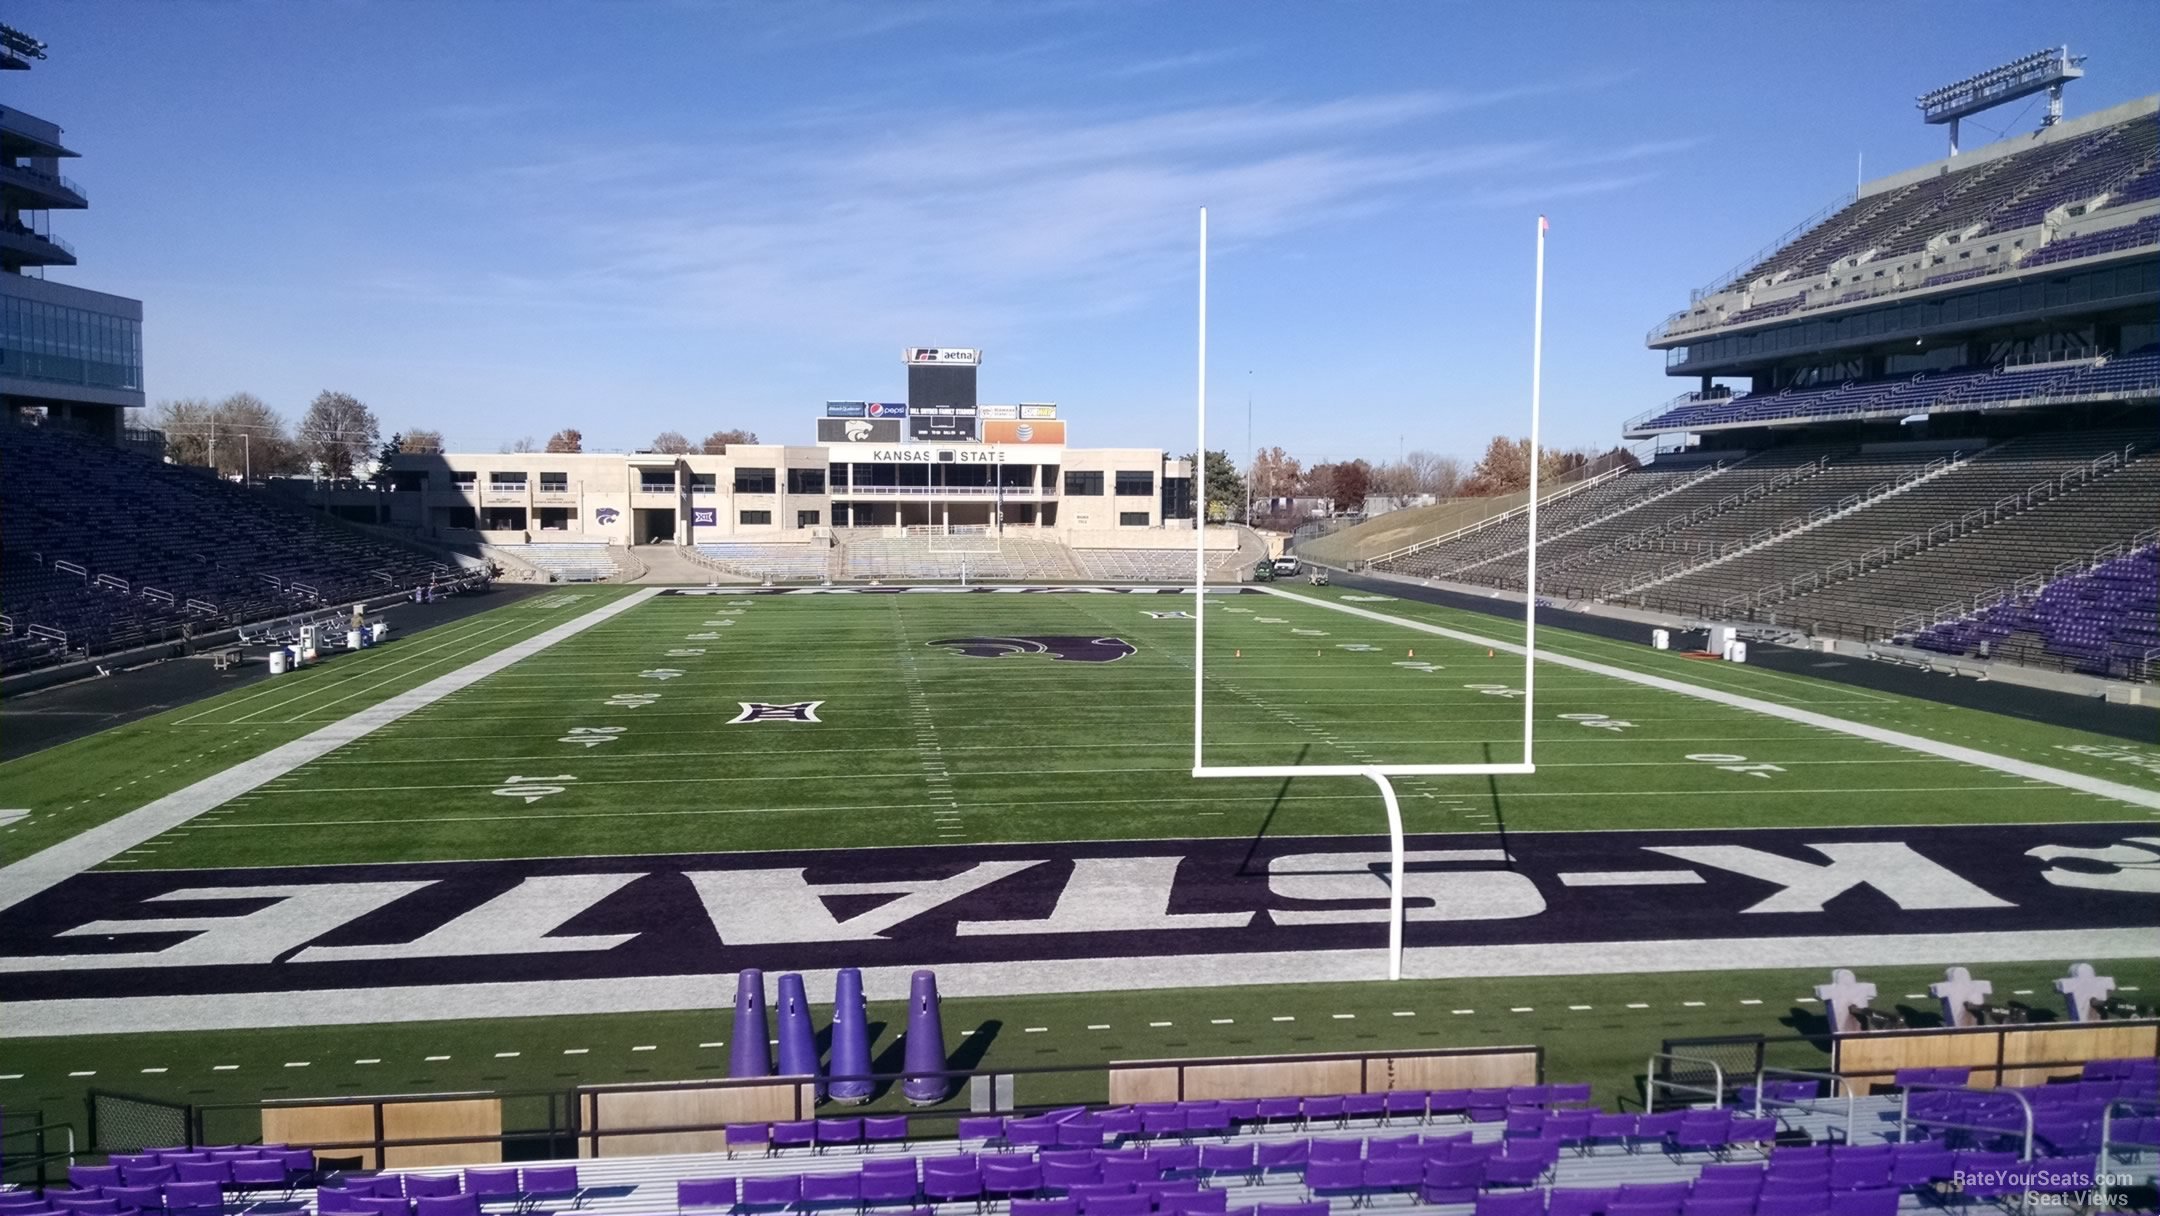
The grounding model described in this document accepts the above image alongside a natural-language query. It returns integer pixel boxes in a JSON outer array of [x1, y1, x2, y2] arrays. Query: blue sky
[[14, 1, 2157, 462]]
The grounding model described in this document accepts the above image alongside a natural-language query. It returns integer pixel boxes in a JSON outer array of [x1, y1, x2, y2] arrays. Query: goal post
[[1187, 206, 1549, 980]]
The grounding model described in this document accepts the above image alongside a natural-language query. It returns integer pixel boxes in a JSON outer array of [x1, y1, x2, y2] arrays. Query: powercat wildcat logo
[[927, 636, 1135, 663]]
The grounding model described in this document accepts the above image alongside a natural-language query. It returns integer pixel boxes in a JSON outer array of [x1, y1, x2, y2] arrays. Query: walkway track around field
[[0, 589, 662, 914], [1265, 588, 2160, 810]]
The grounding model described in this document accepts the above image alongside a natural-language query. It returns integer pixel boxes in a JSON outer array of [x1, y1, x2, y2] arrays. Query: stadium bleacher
[[0, 420, 457, 674], [696, 543, 836, 582], [1723, 110, 2159, 292], [26, 1057, 2148, 1216], [496, 543, 622, 583], [1907, 545, 2158, 679]]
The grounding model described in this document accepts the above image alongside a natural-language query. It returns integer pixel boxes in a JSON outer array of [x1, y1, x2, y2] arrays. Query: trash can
[[268, 649, 289, 675], [1729, 640, 1748, 664], [347, 629, 364, 651], [370, 622, 390, 644], [1651, 628, 1670, 651]]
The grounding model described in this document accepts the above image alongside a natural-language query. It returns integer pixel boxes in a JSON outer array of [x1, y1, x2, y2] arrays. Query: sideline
[[0, 590, 663, 913], [1263, 588, 2160, 810]]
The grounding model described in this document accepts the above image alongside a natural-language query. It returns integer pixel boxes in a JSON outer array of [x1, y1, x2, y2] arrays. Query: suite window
[[829, 463, 850, 488], [452, 471, 477, 491], [739, 509, 773, 526], [539, 472, 568, 493], [796, 510, 821, 528], [735, 468, 777, 494], [1114, 471, 1154, 496], [1119, 511, 1151, 527], [1064, 470, 1104, 496], [787, 467, 826, 494]]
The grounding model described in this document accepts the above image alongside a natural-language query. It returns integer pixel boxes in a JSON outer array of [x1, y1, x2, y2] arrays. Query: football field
[[2, 583, 2157, 1115]]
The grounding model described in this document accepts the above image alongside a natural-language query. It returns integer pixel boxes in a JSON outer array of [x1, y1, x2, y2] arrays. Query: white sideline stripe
[[1266, 589, 2160, 810], [0, 590, 662, 913], [8, 927, 2154, 1037]]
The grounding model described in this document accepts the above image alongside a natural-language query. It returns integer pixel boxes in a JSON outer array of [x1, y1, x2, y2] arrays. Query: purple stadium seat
[[1254, 1097, 1302, 1124], [1183, 1104, 1231, 1139], [956, 1116, 1006, 1144], [319, 1189, 375, 1216], [1753, 1196, 1831, 1216], [1145, 1145, 1199, 1175], [860, 1165, 922, 1208], [1058, 1121, 1108, 1149], [1299, 1159, 1361, 1202], [1361, 1156, 1421, 1195], [414, 1197, 478, 1216], [1681, 1200, 1753, 1216], [521, 1166, 581, 1209], [1256, 1206, 1327, 1216], [1482, 1155, 1550, 1188], [1198, 1142, 1255, 1180], [1417, 1161, 1481, 1206], [174, 1162, 232, 1185], [1079, 1196, 1150, 1216], [1342, 1093, 1386, 1123], [1255, 1140, 1309, 1175], [1607, 1203, 1680, 1216], [1427, 1090, 1471, 1116], [802, 1173, 862, 1208], [1827, 1191, 1896, 1216], [1300, 1096, 1345, 1128], [676, 1179, 738, 1215], [771, 1121, 817, 1153], [1475, 1193, 1544, 1216], [921, 1168, 981, 1207], [726, 1122, 772, 1157], [1545, 1189, 1619, 1216], [163, 1187, 225, 1216], [1161, 1193, 1229, 1216], [1097, 1159, 1160, 1187], [1307, 1139, 1360, 1164], [1010, 1202, 1078, 1216], [230, 1158, 291, 1191], [740, 1175, 803, 1213], [68, 1168, 122, 1190], [1381, 1091, 1428, 1124], [1097, 1108, 1142, 1139], [1365, 1134, 1422, 1159], [814, 1118, 863, 1153], [401, 1176, 461, 1200], [464, 1170, 520, 1203], [47, 1198, 116, 1216], [102, 1187, 162, 1213], [984, 1162, 1043, 1202]]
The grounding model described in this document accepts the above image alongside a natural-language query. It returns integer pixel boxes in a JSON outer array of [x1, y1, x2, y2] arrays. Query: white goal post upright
[[1189, 208, 1546, 981]]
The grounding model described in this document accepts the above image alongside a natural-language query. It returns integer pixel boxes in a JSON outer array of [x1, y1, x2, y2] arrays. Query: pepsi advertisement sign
[[866, 402, 908, 418]]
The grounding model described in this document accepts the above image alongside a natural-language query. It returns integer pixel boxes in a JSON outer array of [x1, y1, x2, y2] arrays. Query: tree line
[[1245, 434, 1636, 523]]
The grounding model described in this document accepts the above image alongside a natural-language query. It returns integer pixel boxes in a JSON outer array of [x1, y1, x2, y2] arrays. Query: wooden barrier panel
[[1999, 1024, 2158, 1088], [1180, 1060, 1362, 1102], [1106, 1067, 1180, 1106], [261, 1104, 380, 1169], [1366, 1050, 1538, 1092], [1109, 1048, 1539, 1104], [382, 1099, 502, 1168], [579, 1079, 811, 1158], [1836, 1020, 2160, 1092]]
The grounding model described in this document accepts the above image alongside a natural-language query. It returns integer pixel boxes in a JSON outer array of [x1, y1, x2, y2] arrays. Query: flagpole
[[1522, 214, 1546, 765], [1193, 206, 1208, 776]]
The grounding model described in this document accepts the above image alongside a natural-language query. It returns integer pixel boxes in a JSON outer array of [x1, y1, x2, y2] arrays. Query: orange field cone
[[1487, 648, 1495, 658], [1407, 648, 1415, 658]]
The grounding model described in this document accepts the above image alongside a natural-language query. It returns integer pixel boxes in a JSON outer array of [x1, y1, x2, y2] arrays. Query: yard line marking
[[214, 1064, 238, 1071], [1088, 1024, 1111, 1030], [356, 1058, 381, 1065], [1210, 1018, 1234, 1025], [1024, 1027, 1048, 1033], [564, 1048, 589, 1055], [632, 1045, 656, 1052], [1740, 999, 1763, 1006], [1332, 1013, 1356, 1020], [1683, 1001, 1705, 1007], [69, 1070, 95, 1077], [1626, 1003, 1649, 1009], [698, 1041, 725, 1048], [1272, 1015, 1295, 1022], [284, 1061, 310, 1068], [426, 1055, 451, 1061], [1392, 1011, 1415, 1018], [0, 589, 663, 913], [1272, 588, 2160, 810], [1568, 1005, 1592, 1011], [140, 1067, 167, 1074], [1149, 1021, 1173, 1027], [494, 1051, 520, 1058], [1510, 1007, 1535, 1013]]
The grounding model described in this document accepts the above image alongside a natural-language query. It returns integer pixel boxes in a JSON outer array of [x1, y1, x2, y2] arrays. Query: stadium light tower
[[1917, 46, 2085, 157]]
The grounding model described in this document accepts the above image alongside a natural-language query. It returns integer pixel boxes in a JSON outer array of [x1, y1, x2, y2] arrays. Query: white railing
[[1730, 443, 2140, 615], [1441, 459, 1739, 580], [1366, 466, 1626, 567], [55, 560, 86, 578], [140, 587, 174, 606], [1607, 451, 1972, 598], [94, 573, 129, 592], [486, 482, 527, 494], [1889, 526, 2159, 636], [185, 598, 219, 615], [1542, 455, 1830, 579], [834, 485, 1047, 499]]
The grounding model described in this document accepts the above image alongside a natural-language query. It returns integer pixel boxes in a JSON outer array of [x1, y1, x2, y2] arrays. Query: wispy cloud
[[397, 82, 1680, 344], [1103, 45, 1258, 78]]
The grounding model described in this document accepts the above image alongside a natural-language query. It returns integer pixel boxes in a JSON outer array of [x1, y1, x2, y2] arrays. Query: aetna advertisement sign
[[817, 418, 902, 444]]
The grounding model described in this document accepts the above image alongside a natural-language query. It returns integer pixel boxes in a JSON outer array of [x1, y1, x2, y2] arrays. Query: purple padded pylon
[[899, 969, 948, 1105], [828, 967, 875, 1104], [775, 972, 822, 1099], [729, 969, 774, 1078]]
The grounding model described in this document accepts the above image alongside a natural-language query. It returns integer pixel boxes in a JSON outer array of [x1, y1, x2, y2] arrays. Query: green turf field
[[9, 584, 2150, 870], [3, 583, 2156, 1130]]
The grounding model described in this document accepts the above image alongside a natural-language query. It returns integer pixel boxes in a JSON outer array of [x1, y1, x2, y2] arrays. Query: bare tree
[[701, 428, 758, 453], [545, 428, 584, 453], [1404, 450, 1463, 498], [401, 428, 446, 453], [649, 430, 694, 454], [1248, 445, 1302, 502], [503, 436, 539, 453], [150, 397, 216, 467], [299, 391, 381, 482]]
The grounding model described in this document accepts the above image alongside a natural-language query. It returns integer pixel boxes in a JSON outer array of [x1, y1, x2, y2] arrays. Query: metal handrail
[[1897, 1079, 2036, 1161], [1644, 1051, 1725, 1113], [2097, 1095, 2160, 1175]]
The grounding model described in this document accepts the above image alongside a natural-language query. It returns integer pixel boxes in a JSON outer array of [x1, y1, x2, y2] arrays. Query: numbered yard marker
[[1393, 661, 1441, 673], [605, 692, 660, 708], [638, 668, 686, 681], [686, 632, 721, 640], [1464, 683, 1527, 699], [558, 726, 626, 748], [1254, 617, 1288, 625], [1686, 752, 1787, 778], [1559, 713, 1635, 733], [494, 774, 579, 804], [1337, 644, 1380, 652], [1291, 628, 1329, 636], [666, 648, 707, 657]]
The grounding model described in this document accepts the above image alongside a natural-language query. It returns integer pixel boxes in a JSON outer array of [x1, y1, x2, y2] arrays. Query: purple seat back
[[864, 1114, 910, 1143], [230, 1159, 288, 1186], [413, 1196, 478, 1216], [67, 1168, 121, 1191], [521, 1166, 578, 1197], [1010, 1202, 1079, 1216], [463, 1170, 519, 1198], [740, 1175, 803, 1207], [1301, 1159, 1361, 1192], [1545, 1187, 1620, 1216], [402, 1176, 460, 1199], [1255, 1140, 1308, 1169], [677, 1178, 738, 1210], [1080, 1196, 1150, 1216], [1474, 1192, 1544, 1216], [1307, 1138, 1360, 1164], [802, 1173, 861, 1204]]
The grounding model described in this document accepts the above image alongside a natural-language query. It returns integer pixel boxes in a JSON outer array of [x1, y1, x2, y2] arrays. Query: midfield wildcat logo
[[928, 636, 1136, 663], [728, 701, 824, 723]]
